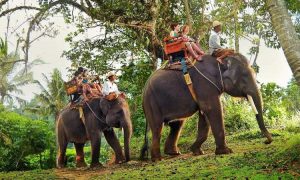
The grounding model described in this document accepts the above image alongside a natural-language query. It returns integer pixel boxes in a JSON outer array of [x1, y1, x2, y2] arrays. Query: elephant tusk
[[247, 95, 258, 115]]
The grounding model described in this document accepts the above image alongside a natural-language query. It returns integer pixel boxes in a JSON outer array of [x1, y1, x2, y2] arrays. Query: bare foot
[[216, 57, 223, 64]]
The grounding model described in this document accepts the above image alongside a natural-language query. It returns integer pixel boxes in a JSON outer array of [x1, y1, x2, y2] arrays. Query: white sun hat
[[106, 71, 116, 78], [212, 21, 222, 28]]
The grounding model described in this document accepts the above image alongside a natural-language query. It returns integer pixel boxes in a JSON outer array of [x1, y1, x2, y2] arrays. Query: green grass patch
[[1, 129, 299, 179], [93, 130, 300, 179], [0, 169, 57, 179]]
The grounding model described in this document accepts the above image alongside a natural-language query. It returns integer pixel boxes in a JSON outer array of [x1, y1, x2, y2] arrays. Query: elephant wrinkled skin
[[141, 54, 272, 161], [56, 97, 132, 168]]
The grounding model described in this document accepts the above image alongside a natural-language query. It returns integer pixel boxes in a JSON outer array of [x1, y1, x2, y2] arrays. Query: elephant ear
[[100, 98, 109, 115], [223, 59, 240, 85]]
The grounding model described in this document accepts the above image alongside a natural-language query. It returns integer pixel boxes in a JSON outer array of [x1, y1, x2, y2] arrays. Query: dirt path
[[55, 160, 147, 179], [54, 154, 196, 179]]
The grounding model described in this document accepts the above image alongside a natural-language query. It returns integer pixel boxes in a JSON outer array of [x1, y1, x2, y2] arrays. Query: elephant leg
[[206, 99, 233, 155], [90, 133, 102, 168], [150, 121, 163, 162], [57, 129, 68, 168], [103, 128, 125, 164], [190, 112, 209, 155], [74, 143, 87, 168], [57, 142, 67, 168], [164, 120, 185, 156]]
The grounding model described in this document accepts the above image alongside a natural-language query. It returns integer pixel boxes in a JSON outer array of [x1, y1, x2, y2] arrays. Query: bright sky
[[0, 8, 293, 102]]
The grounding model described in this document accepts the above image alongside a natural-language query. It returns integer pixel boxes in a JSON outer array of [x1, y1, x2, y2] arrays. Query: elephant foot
[[115, 158, 126, 164], [164, 146, 181, 156], [191, 148, 205, 156], [165, 150, 181, 156], [151, 156, 162, 162], [90, 162, 103, 169], [215, 147, 233, 155], [76, 161, 87, 168], [76, 156, 87, 168], [264, 139, 273, 144], [56, 163, 65, 169], [112, 154, 126, 164], [190, 144, 205, 156], [56, 156, 66, 169]]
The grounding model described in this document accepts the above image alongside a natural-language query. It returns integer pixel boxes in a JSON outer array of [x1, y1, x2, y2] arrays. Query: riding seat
[[164, 37, 188, 61], [64, 79, 84, 105], [163, 36, 192, 74]]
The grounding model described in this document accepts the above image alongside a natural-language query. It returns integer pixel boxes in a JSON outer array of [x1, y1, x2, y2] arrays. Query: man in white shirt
[[209, 21, 234, 63], [102, 71, 120, 100], [209, 21, 223, 55]]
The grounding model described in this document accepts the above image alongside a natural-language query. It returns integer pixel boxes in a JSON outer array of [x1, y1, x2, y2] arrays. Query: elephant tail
[[140, 121, 149, 160]]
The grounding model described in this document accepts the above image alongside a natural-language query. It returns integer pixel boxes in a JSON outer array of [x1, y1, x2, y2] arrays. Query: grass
[[0, 128, 299, 179], [96, 129, 300, 179], [0, 169, 57, 179]]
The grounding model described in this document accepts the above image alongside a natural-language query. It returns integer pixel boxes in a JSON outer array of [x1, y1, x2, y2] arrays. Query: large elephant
[[141, 54, 273, 161], [56, 97, 132, 168]]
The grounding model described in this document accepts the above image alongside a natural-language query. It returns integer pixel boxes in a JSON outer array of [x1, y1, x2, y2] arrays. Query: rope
[[191, 61, 222, 93], [218, 63, 225, 91]]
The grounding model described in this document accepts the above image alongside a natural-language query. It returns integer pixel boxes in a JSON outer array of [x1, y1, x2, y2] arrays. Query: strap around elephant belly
[[79, 107, 86, 126], [183, 73, 197, 101]]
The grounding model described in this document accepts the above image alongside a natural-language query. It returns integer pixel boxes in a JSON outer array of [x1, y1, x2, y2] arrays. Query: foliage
[[0, 37, 42, 104], [282, 78, 300, 115], [0, 105, 55, 171], [118, 59, 153, 136], [25, 68, 68, 120], [260, 83, 288, 126], [222, 95, 257, 132]]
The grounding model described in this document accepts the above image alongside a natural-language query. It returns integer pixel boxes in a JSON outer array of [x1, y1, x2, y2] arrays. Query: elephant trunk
[[122, 118, 132, 162], [248, 90, 273, 144]]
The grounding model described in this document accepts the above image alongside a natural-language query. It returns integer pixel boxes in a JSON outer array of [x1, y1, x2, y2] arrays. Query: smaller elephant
[[56, 97, 132, 168]]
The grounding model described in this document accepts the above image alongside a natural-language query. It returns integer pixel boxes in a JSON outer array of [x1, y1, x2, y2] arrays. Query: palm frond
[[42, 73, 50, 85]]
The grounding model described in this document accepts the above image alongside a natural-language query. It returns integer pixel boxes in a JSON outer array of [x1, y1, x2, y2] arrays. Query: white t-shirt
[[102, 80, 120, 96], [209, 30, 222, 54]]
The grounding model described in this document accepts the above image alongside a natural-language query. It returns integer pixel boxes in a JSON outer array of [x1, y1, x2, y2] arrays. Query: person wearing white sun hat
[[209, 20, 234, 64], [102, 71, 120, 100]]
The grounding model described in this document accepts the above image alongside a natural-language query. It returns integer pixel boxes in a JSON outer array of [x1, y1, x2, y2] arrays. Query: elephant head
[[222, 54, 272, 144], [100, 96, 132, 161]]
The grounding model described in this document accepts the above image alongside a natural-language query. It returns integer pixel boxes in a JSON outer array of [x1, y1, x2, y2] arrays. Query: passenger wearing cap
[[209, 21, 234, 63], [102, 72, 120, 100]]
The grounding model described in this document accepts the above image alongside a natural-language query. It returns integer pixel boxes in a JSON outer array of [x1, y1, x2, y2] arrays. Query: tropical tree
[[265, 0, 300, 86], [118, 58, 153, 136], [0, 38, 41, 104], [27, 68, 68, 120], [283, 78, 300, 115]]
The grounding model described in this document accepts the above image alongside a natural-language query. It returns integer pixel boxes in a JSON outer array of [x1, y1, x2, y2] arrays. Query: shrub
[[0, 106, 55, 171], [222, 96, 257, 132]]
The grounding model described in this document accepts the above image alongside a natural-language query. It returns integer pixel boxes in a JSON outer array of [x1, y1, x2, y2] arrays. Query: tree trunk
[[183, 0, 193, 32], [0, 93, 5, 104], [266, 0, 300, 86], [234, 14, 239, 53]]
